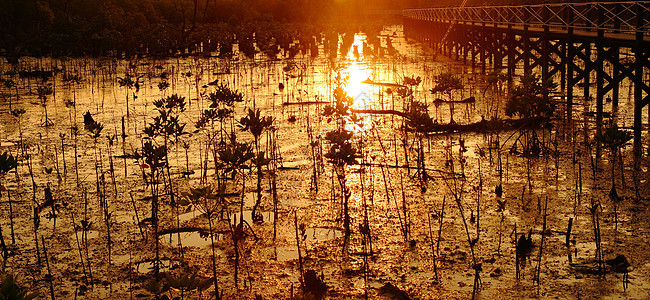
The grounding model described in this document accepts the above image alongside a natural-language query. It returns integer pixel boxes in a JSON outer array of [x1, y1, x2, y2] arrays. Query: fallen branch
[[361, 79, 406, 88], [282, 101, 328, 106]]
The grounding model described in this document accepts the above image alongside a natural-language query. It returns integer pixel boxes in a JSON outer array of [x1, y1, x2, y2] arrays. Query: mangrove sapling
[[588, 200, 604, 274], [37, 84, 54, 127], [146, 94, 189, 256], [0, 222, 8, 268], [59, 133, 67, 176], [404, 100, 436, 184], [42, 237, 55, 300], [239, 108, 274, 222], [324, 128, 359, 248], [0, 152, 18, 244], [130, 140, 167, 279], [265, 128, 281, 240], [358, 136, 374, 256], [2, 79, 17, 110], [294, 211, 304, 291], [81, 188, 94, 285], [117, 74, 138, 117], [535, 197, 548, 284], [196, 83, 244, 176], [427, 211, 439, 282], [71, 126, 80, 186], [515, 224, 520, 279], [307, 115, 320, 192], [219, 133, 255, 287], [596, 124, 632, 208], [11, 109, 26, 159], [437, 196, 446, 270], [183, 185, 227, 299], [322, 70, 361, 248], [68, 208, 88, 284], [496, 196, 507, 255], [33, 206, 40, 265], [430, 72, 463, 124], [400, 75, 423, 176], [0, 273, 39, 299]]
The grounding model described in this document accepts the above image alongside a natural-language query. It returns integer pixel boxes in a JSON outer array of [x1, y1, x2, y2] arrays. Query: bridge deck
[[440, 21, 650, 45], [404, 1, 650, 46]]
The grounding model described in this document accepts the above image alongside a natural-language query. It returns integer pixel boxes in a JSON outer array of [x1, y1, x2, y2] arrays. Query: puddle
[[273, 245, 299, 261], [260, 227, 342, 262], [305, 227, 342, 241], [229, 210, 275, 226], [281, 159, 311, 168], [161, 231, 216, 248], [134, 259, 178, 273], [178, 210, 205, 222]]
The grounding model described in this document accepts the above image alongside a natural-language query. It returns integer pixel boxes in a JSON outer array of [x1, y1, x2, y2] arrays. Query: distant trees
[[0, 0, 362, 59]]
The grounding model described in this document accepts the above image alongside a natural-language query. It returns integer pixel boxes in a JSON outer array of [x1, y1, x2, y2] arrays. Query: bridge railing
[[404, 1, 650, 35]]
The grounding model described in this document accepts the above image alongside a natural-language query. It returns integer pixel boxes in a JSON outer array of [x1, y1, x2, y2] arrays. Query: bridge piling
[[404, 2, 650, 156]]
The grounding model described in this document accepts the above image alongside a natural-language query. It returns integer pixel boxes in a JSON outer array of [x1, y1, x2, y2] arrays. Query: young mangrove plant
[[146, 94, 188, 254], [505, 74, 557, 156], [596, 123, 632, 201], [182, 185, 226, 299], [129, 140, 167, 279], [195, 83, 244, 181], [37, 84, 54, 126], [0, 273, 38, 300], [218, 132, 254, 288], [238, 108, 274, 222], [430, 71, 463, 124], [0, 152, 18, 246], [323, 70, 360, 249], [596, 123, 632, 231], [117, 74, 141, 117], [405, 100, 435, 185]]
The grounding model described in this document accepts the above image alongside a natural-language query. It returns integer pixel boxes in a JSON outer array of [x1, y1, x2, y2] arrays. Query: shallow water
[[0, 24, 649, 299]]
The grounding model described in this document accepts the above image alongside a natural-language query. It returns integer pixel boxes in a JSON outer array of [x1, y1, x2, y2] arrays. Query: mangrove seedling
[[505, 74, 557, 119], [0, 274, 38, 300], [182, 185, 226, 299], [37, 84, 54, 126], [239, 108, 274, 222], [430, 71, 463, 123], [0, 152, 18, 245]]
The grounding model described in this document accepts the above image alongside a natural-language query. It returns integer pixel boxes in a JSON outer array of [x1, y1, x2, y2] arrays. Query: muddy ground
[[1, 25, 649, 299]]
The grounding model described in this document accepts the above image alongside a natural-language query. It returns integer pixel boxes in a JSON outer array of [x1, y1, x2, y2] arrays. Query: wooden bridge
[[403, 1, 650, 154]]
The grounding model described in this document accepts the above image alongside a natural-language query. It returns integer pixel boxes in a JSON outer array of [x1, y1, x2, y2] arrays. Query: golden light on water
[[343, 64, 372, 110], [342, 33, 373, 110]]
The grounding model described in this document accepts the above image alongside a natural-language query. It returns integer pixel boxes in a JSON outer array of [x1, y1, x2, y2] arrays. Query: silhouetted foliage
[[505, 74, 557, 118]]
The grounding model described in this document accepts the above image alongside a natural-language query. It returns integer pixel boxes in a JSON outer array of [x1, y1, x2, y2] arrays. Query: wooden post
[[507, 10, 515, 86], [567, 39, 574, 124], [633, 3, 644, 157], [584, 43, 591, 104], [612, 47, 620, 108], [596, 5, 605, 144], [523, 8, 530, 75], [480, 22, 488, 73], [542, 3, 550, 81]]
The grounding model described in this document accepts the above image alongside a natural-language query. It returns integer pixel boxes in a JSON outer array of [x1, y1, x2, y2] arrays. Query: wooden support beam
[[567, 39, 574, 124]]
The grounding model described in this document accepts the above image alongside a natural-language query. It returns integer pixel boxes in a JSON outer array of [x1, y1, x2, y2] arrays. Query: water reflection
[[339, 33, 376, 135], [342, 33, 373, 110]]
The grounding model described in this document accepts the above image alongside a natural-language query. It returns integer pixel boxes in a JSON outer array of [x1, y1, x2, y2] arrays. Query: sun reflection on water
[[342, 33, 373, 110]]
